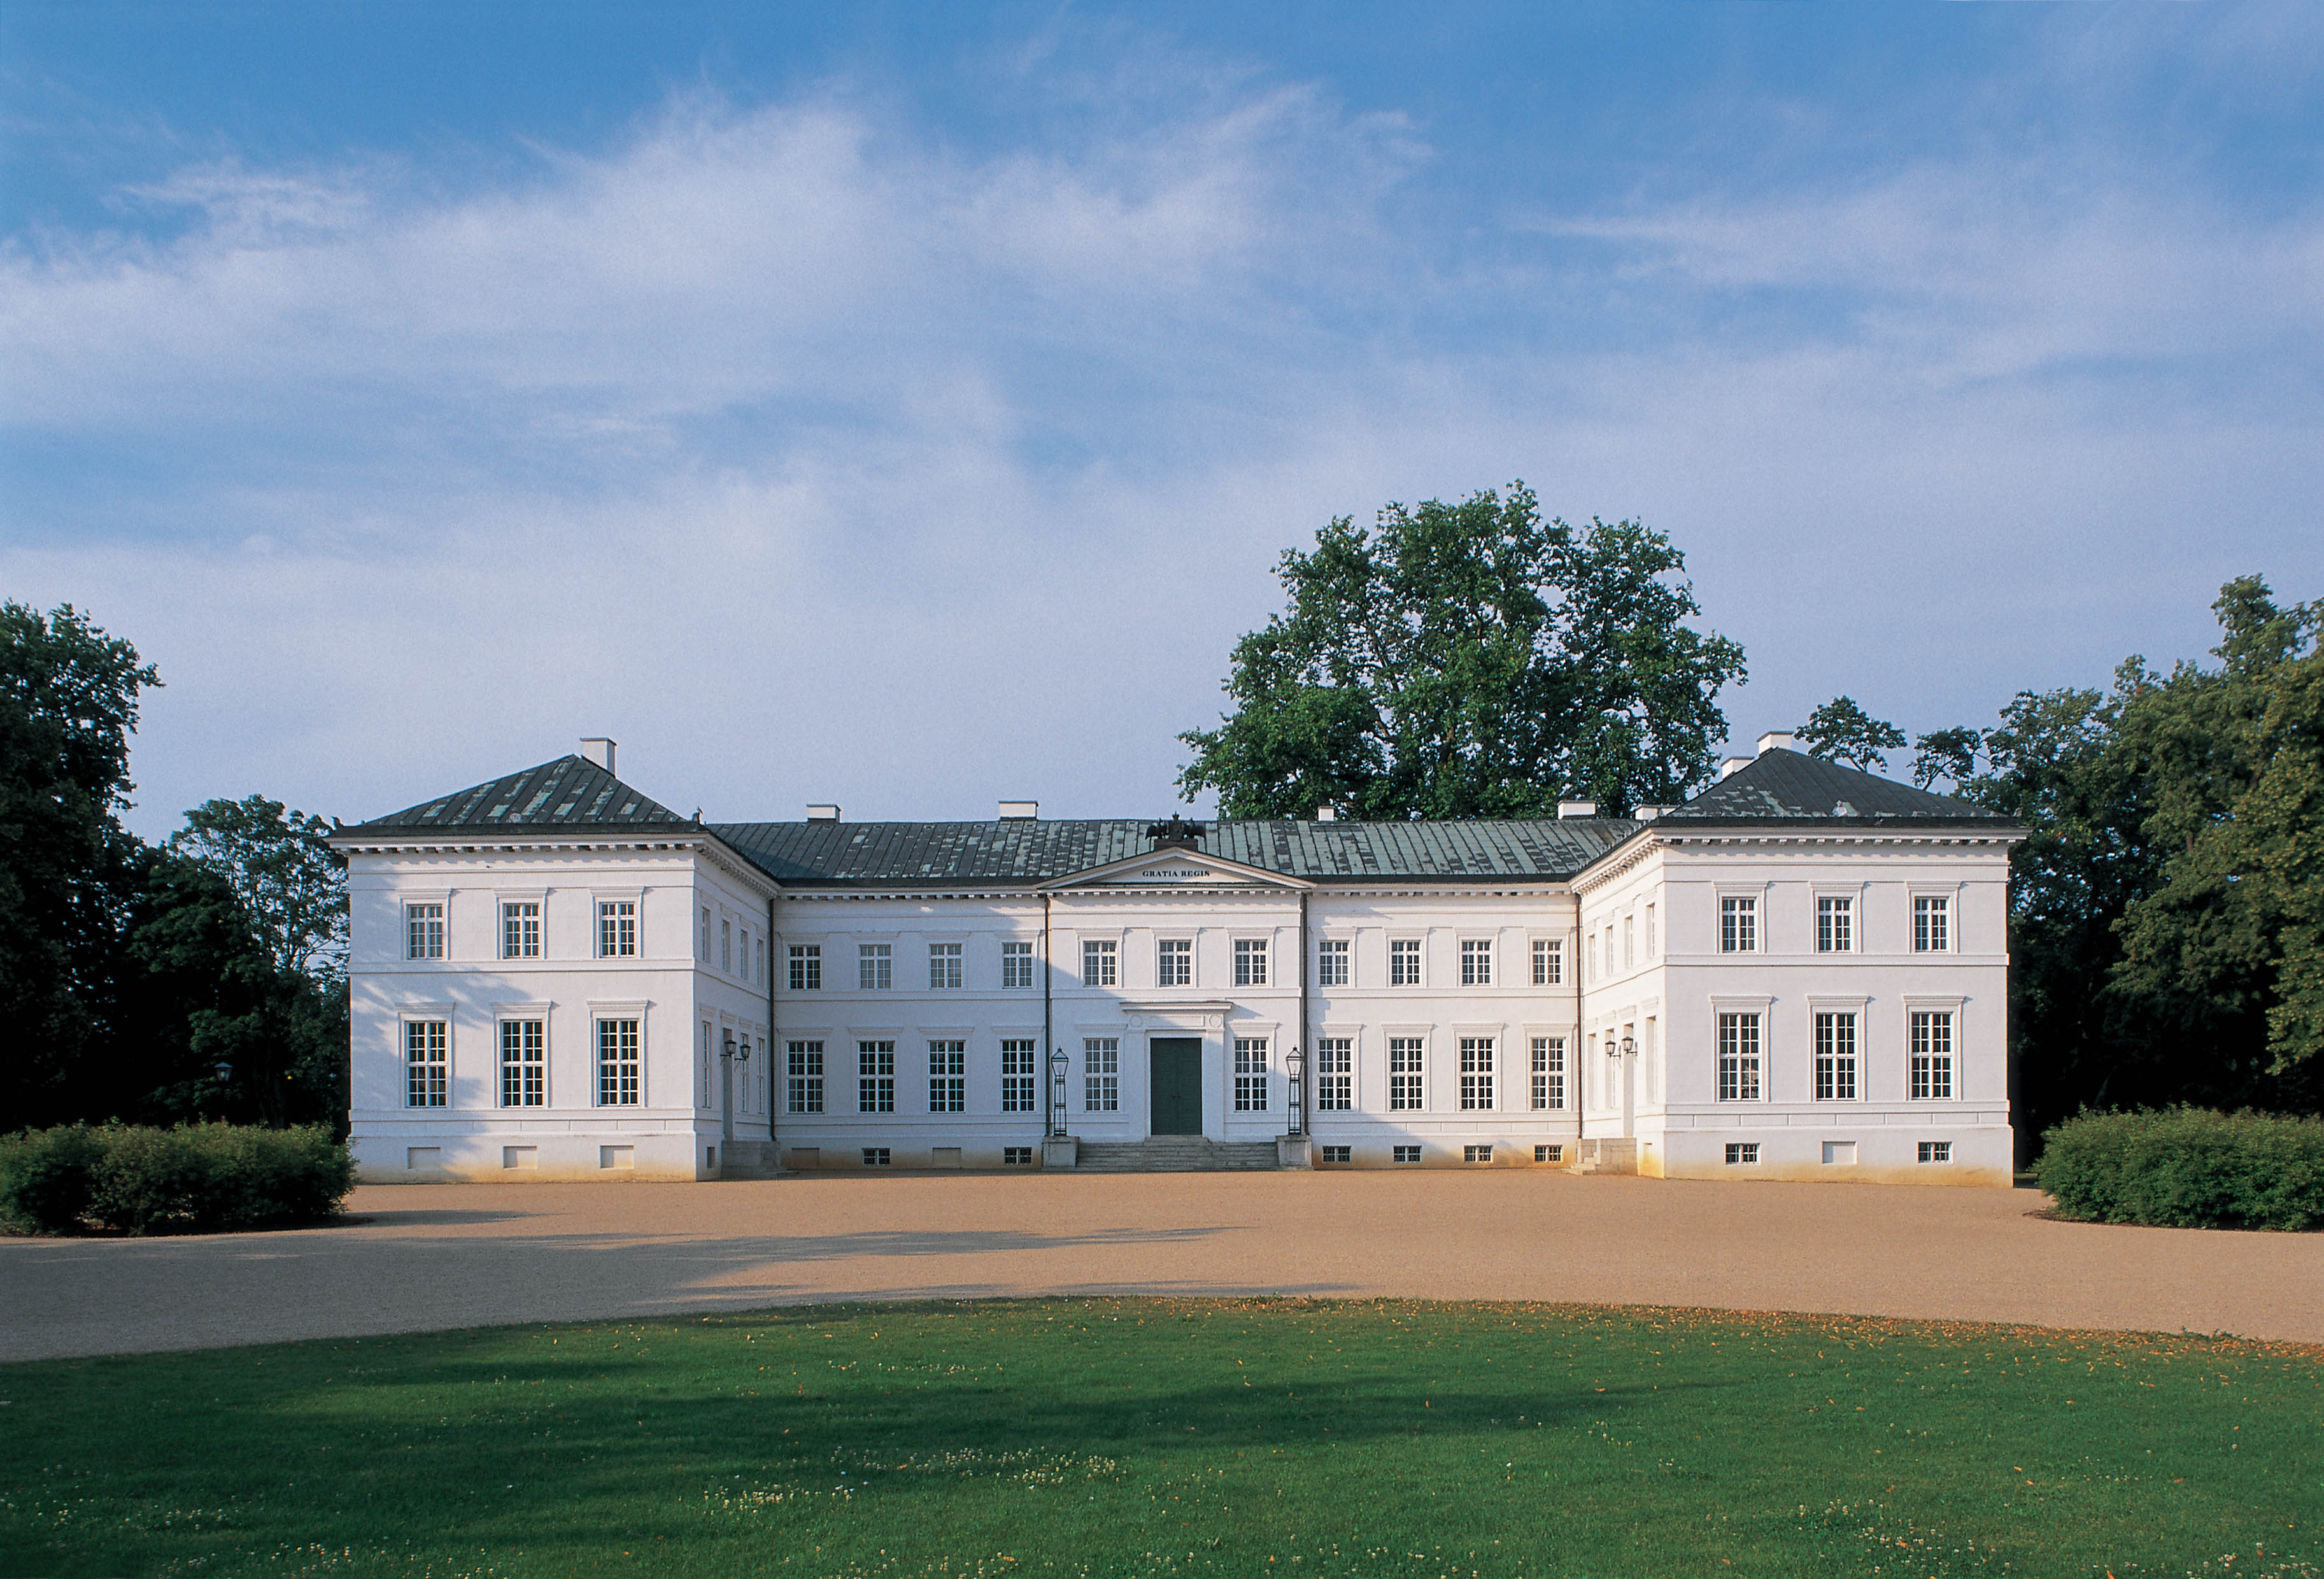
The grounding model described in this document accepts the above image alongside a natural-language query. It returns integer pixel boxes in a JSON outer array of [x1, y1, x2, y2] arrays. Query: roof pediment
[[1039, 847, 1312, 891]]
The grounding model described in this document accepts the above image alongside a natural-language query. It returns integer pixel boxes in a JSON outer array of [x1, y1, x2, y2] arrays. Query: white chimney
[[998, 800, 1038, 820], [1634, 805, 1671, 821], [807, 804, 840, 821], [1717, 756, 1753, 781], [1557, 800, 1598, 819], [1314, 805, 1337, 821], [579, 737, 617, 774], [1757, 730, 1797, 755]]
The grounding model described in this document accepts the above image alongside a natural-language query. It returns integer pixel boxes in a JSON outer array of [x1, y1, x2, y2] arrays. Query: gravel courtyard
[[4, 1170, 2319, 1362]]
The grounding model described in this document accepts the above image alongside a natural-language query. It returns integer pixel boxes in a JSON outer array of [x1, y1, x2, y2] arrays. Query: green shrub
[[2036, 1107, 2324, 1231], [0, 1123, 354, 1236]]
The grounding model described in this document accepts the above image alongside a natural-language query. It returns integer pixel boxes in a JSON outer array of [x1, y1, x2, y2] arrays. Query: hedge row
[[0, 1123, 355, 1236], [2037, 1107, 2324, 1231]]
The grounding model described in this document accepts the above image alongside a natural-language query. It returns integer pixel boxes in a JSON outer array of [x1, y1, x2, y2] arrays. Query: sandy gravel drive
[[3, 1170, 2318, 1363]]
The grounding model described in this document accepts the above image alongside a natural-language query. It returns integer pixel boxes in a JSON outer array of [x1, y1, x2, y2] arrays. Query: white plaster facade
[[336, 735, 2021, 1186]]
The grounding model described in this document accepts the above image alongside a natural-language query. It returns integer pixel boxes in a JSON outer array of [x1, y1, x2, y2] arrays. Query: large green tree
[[1797, 696, 1906, 774], [0, 601, 160, 1127], [1177, 483, 1748, 818]]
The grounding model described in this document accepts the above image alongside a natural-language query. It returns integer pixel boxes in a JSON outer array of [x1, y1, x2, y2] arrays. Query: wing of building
[[331, 732, 2023, 1186]]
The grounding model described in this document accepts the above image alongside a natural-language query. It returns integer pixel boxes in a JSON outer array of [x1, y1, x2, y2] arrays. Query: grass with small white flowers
[[1, 1298, 2316, 1578]]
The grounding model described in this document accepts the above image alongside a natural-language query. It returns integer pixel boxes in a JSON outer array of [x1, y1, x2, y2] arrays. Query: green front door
[[1149, 1038, 1203, 1135]]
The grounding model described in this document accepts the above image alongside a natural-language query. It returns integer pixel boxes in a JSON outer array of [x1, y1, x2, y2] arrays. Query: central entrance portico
[[1148, 1037, 1203, 1135]]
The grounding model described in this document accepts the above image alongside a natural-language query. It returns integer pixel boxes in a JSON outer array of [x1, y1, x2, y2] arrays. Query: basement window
[[1724, 1142, 1761, 1165], [861, 1147, 891, 1168], [1392, 1145, 1421, 1164]]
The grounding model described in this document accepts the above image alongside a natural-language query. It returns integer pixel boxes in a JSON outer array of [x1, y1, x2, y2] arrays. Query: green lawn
[[2, 1299, 2316, 1579]]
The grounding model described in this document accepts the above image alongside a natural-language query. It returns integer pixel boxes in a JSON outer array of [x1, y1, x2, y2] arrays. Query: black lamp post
[[1284, 1048, 1305, 1137], [1047, 1050, 1069, 1139]]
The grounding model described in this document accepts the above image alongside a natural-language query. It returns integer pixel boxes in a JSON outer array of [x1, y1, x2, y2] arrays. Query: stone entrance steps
[[1574, 1138, 1636, 1176], [1072, 1137, 1280, 1173]]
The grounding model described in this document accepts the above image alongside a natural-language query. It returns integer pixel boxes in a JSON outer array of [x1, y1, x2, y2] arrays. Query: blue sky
[[4, 3, 2320, 837]]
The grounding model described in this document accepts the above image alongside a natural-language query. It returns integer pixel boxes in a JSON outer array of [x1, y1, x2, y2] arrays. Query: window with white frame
[[699, 907, 711, 961], [858, 942, 892, 990], [1082, 939, 1117, 987], [1234, 938, 1269, 987], [499, 1019, 544, 1107], [1459, 1037, 1494, 1109], [1622, 916, 1633, 970], [1460, 939, 1492, 986], [1531, 1035, 1564, 1110], [597, 900, 637, 959], [788, 944, 821, 991], [1918, 1140, 1953, 1163], [1645, 904, 1656, 958], [786, 1040, 824, 1114], [1585, 931, 1597, 982], [858, 1041, 896, 1112], [1389, 1037, 1425, 1110], [1158, 938, 1193, 987], [720, 918, 733, 974], [928, 1041, 966, 1112], [1084, 1038, 1119, 1111], [1814, 1011, 1859, 1101], [1914, 896, 1952, 952], [1390, 939, 1422, 986], [1233, 1038, 1270, 1111], [1001, 941, 1035, 989], [755, 937, 767, 984], [1392, 1144, 1421, 1163], [406, 903, 444, 961], [1717, 1012, 1762, 1100], [1910, 1010, 1955, 1098], [928, 942, 963, 989], [1314, 1037, 1352, 1110], [1000, 1040, 1038, 1112], [1532, 938, 1561, 986], [1317, 938, 1349, 987], [596, 1018, 641, 1106], [1720, 896, 1758, 953], [404, 1020, 447, 1107], [1725, 1142, 1761, 1165], [1817, 896, 1853, 953], [699, 1023, 712, 1108], [500, 902, 541, 959]]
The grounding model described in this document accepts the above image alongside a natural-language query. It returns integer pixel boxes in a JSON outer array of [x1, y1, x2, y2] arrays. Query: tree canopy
[[1177, 483, 1747, 818], [1797, 696, 1906, 774]]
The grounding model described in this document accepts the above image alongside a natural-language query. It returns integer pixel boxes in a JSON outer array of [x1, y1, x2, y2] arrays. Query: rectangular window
[[1314, 1037, 1352, 1111], [1158, 938, 1193, 987], [1389, 939, 1422, 986], [1084, 1037, 1120, 1112], [1531, 1035, 1565, 1111], [593, 900, 635, 959], [499, 1019, 544, 1107], [1000, 1039, 1038, 1112], [1082, 939, 1117, 987], [700, 907, 711, 961], [1918, 1140, 1953, 1163], [862, 1147, 891, 1168], [699, 1023, 712, 1110], [1392, 1144, 1421, 1164], [1817, 896, 1853, 953], [1463, 1144, 1493, 1164], [720, 918, 732, 974], [1460, 940, 1492, 986], [1317, 938, 1349, 987], [785, 1040, 825, 1114], [1233, 938, 1268, 988], [1531, 938, 1562, 986], [404, 1020, 447, 1107], [1915, 896, 1951, 952], [1814, 1012, 1859, 1101], [928, 942, 963, 989], [1720, 896, 1757, 953], [1459, 1037, 1494, 1110], [1910, 1011, 1956, 1099], [858, 942, 892, 990], [1001, 941, 1035, 989], [928, 1040, 966, 1113], [755, 937, 767, 984], [1534, 1144, 1564, 1163], [1717, 1012, 1762, 1101], [1645, 905, 1656, 958], [596, 1018, 641, 1107], [1389, 1037, 1425, 1111], [1320, 1144, 1351, 1165], [1725, 1142, 1761, 1165], [406, 903, 444, 961], [857, 1040, 896, 1113], [788, 944, 821, 991], [1233, 1038, 1270, 1111], [500, 902, 541, 959], [1003, 1145, 1033, 1166], [1622, 917, 1633, 970]]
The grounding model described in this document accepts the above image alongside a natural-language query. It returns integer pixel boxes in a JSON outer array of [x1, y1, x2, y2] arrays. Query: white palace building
[[332, 733, 2023, 1187]]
